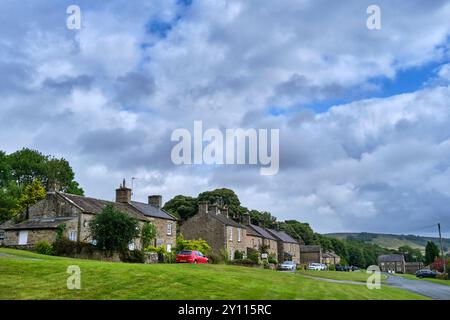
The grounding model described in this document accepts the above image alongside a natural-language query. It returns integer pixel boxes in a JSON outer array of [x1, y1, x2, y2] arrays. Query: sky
[[1, 0, 450, 236]]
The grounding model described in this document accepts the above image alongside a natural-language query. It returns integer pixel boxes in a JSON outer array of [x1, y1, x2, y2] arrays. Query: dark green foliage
[[229, 259, 259, 267], [247, 249, 260, 264], [120, 250, 145, 263], [425, 241, 440, 265], [0, 148, 84, 223], [279, 220, 315, 244], [234, 250, 245, 260], [163, 195, 198, 221], [397, 245, 423, 262], [89, 205, 140, 254], [141, 222, 157, 249], [56, 224, 66, 240], [248, 209, 276, 228], [198, 188, 243, 218], [53, 238, 96, 257], [35, 240, 53, 255]]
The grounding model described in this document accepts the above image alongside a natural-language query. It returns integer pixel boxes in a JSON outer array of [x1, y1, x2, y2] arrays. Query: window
[[237, 228, 241, 242], [0, 230, 5, 240], [166, 244, 172, 253], [128, 242, 135, 251], [167, 223, 172, 236], [18, 231, 28, 245], [91, 239, 97, 246], [69, 231, 77, 241], [229, 226, 233, 241]]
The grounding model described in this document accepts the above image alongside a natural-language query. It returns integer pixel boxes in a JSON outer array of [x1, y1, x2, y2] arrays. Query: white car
[[279, 261, 297, 271], [308, 263, 327, 270]]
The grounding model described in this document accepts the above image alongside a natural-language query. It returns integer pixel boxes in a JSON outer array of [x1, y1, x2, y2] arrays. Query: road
[[386, 275, 450, 300]]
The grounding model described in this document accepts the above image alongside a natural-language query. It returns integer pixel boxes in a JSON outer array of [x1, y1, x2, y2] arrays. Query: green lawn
[[0, 248, 428, 300], [395, 273, 450, 287], [297, 270, 388, 283]]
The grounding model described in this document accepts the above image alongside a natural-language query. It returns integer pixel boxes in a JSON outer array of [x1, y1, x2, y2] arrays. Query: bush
[[176, 234, 211, 255], [120, 250, 145, 263], [229, 259, 259, 267], [436, 273, 448, 280], [164, 251, 176, 263], [35, 240, 53, 255], [53, 238, 77, 256], [247, 249, 260, 264], [328, 264, 336, 271], [234, 250, 245, 260], [268, 254, 278, 264]]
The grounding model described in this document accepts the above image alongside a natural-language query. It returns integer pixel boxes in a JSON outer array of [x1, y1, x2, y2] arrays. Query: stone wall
[[225, 225, 247, 260], [4, 229, 58, 247]]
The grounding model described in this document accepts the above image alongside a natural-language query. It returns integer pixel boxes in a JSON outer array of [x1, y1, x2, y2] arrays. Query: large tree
[[398, 245, 423, 262], [15, 179, 46, 221], [163, 195, 198, 221], [425, 241, 440, 265], [89, 205, 140, 254]]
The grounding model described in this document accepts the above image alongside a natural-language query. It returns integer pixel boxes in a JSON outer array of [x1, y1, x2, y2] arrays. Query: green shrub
[[35, 240, 53, 255], [176, 234, 211, 255], [436, 273, 448, 280], [268, 253, 278, 264], [229, 259, 259, 267], [234, 250, 245, 260], [328, 264, 336, 271], [120, 250, 145, 263], [53, 238, 77, 256], [247, 249, 260, 264], [164, 251, 176, 263]]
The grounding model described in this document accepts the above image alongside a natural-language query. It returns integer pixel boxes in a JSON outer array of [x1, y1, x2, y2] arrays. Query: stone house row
[[0, 180, 177, 253], [180, 201, 302, 263]]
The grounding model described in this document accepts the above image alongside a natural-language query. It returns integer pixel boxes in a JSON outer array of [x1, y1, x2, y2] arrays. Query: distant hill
[[325, 232, 450, 254]]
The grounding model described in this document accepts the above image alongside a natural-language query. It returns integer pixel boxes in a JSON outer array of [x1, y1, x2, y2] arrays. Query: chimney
[[258, 220, 264, 227], [209, 204, 219, 215], [242, 213, 251, 225], [222, 205, 229, 219], [148, 195, 162, 208], [198, 201, 209, 214], [115, 179, 132, 203]]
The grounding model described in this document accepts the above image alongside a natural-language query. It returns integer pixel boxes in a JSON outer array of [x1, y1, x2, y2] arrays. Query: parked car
[[415, 269, 437, 279], [279, 261, 297, 271], [175, 250, 209, 264], [308, 263, 327, 270]]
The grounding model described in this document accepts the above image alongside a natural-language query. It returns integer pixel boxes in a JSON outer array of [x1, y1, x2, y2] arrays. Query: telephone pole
[[438, 223, 446, 273]]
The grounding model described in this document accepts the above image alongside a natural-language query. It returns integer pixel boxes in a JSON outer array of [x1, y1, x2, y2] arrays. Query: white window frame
[[69, 231, 77, 241], [128, 242, 136, 251], [237, 228, 241, 242], [166, 244, 172, 253], [229, 226, 233, 241], [167, 223, 172, 236], [0, 230, 5, 240]]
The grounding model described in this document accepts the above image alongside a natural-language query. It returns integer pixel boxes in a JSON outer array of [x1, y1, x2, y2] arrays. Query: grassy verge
[[395, 272, 450, 286], [297, 270, 387, 283], [0, 248, 428, 300]]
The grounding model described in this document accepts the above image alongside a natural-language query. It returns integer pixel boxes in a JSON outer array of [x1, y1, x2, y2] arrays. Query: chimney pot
[[148, 195, 162, 208]]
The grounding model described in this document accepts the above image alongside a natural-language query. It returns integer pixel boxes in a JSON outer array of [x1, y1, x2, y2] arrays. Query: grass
[[297, 270, 388, 283], [395, 273, 450, 287], [0, 248, 428, 300]]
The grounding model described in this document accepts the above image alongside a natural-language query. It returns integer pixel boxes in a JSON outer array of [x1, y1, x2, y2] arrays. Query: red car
[[176, 250, 209, 264]]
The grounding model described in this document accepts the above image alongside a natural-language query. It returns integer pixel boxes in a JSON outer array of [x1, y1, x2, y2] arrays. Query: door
[[18, 231, 28, 245]]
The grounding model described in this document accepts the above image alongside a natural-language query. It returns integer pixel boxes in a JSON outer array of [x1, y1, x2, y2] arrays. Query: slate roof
[[60, 193, 176, 221], [208, 211, 243, 228], [378, 254, 405, 262], [246, 224, 277, 240], [267, 228, 298, 243], [4, 217, 73, 230]]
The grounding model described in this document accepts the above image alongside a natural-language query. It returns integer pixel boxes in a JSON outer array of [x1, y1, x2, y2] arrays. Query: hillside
[[325, 232, 450, 253]]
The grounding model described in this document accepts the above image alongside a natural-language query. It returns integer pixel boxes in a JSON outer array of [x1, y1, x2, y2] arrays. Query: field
[[0, 248, 428, 300]]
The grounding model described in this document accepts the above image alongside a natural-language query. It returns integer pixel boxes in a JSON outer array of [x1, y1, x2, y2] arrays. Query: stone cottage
[[378, 254, 406, 273], [0, 180, 177, 252], [241, 215, 278, 260], [299, 245, 323, 264], [322, 251, 341, 265], [180, 201, 247, 260], [267, 228, 301, 264]]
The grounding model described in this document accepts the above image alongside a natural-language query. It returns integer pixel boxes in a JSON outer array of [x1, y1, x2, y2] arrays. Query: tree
[[425, 241, 440, 265], [89, 205, 140, 254], [398, 245, 423, 262], [280, 220, 315, 244], [163, 195, 198, 221], [15, 179, 46, 221], [197, 188, 243, 218], [141, 222, 157, 249]]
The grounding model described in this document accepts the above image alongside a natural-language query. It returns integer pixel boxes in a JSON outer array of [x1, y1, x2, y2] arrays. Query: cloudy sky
[[2, 0, 450, 236]]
